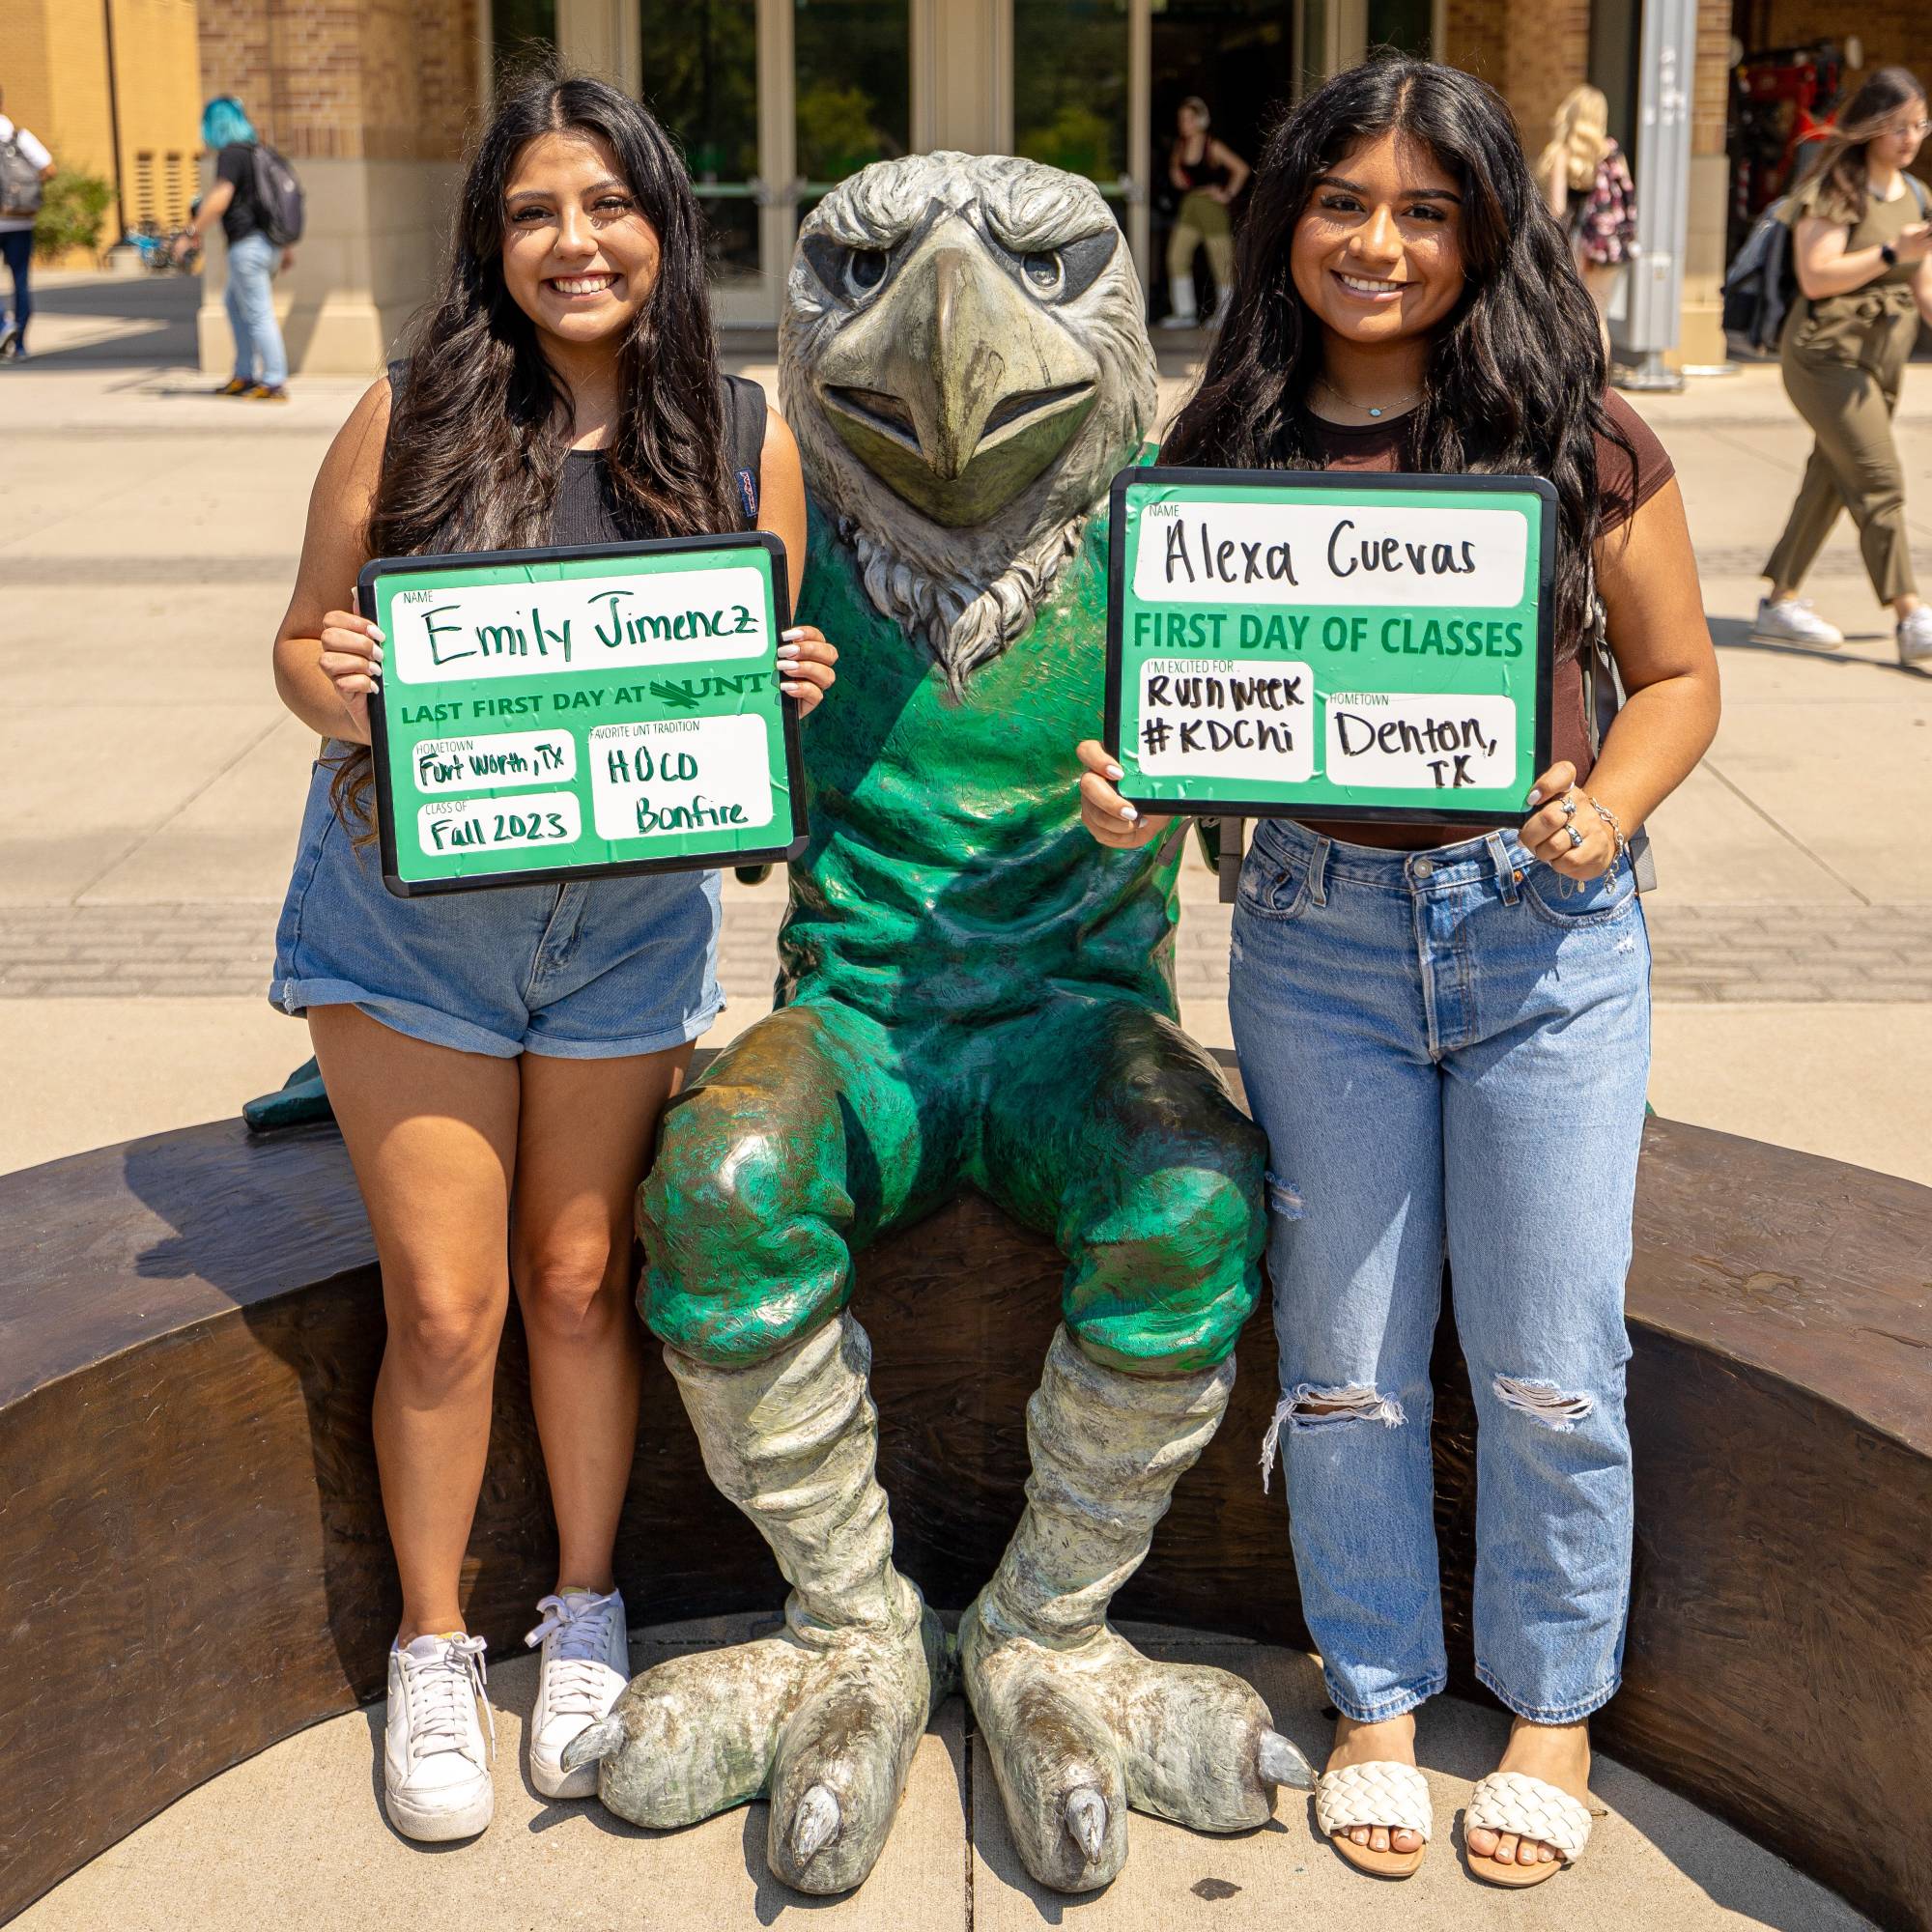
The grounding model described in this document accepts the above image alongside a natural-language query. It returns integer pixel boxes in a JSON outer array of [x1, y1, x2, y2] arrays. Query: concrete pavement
[[12, 1618, 1868, 1932]]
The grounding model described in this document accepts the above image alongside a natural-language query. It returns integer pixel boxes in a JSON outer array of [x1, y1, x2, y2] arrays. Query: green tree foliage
[[34, 168, 115, 261]]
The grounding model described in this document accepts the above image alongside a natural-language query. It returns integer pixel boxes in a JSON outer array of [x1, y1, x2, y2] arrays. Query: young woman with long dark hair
[[1078, 56, 1719, 1886], [267, 71, 835, 1842], [1757, 66, 1932, 663]]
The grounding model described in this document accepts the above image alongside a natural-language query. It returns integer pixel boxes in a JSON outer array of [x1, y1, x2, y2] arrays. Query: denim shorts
[[270, 758, 724, 1059]]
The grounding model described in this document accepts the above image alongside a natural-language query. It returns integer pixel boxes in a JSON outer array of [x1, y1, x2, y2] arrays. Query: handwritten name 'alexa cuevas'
[[1161, 516, 1480, 587]]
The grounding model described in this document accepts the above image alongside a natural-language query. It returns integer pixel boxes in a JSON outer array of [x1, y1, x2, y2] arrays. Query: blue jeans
[[1, 229, 32, 349], [1228, 814, 1649, 1726], [224, 231, 287, 386]]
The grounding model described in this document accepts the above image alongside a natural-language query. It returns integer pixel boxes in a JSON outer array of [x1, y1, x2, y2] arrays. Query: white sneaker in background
[[384, 1633, 495, 1841], [526, 1587, 630, 1799], [1897, 605, 1932, 665], [1751, 596, 1844, 647]]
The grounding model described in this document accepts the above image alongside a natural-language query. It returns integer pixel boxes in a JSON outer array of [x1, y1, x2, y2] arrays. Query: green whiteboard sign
[[360, 534, 804, 897], [1105, 468, 1556, 826]]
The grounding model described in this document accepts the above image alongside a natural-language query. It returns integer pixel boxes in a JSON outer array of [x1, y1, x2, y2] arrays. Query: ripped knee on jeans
[[1259, 1381, 1406, 1490], [1492, 1375, 1594, 1431]]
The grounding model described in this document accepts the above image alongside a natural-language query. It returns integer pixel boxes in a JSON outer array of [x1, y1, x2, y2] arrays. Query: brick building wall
[[1441, 0, 1591, 147], [193, 0, 476, 164], [190, 0, 479, 375], [0, 0, 200, 254], [1741, 1, 1932, 85]]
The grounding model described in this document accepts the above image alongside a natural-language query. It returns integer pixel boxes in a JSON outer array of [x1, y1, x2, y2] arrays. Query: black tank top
[[553, 373, 769, 544], [1174, 140, 1231, 193], [383, 363, 770, 548]]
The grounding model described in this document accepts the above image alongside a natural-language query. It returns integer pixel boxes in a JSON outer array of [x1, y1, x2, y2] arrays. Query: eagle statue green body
[[579, 153, 1310, 1897]]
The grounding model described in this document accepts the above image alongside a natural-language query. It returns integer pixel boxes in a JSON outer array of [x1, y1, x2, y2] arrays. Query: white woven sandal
[[1463, 1770, 1593, 1887], [1313, 1761, 1433, 1878]]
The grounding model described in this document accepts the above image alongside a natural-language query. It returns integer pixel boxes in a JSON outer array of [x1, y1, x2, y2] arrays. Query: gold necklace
[[1314, 376, 1421, 421]]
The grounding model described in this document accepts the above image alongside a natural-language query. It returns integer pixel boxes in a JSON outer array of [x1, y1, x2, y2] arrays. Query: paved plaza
[[0, 271, 1921, 1930]]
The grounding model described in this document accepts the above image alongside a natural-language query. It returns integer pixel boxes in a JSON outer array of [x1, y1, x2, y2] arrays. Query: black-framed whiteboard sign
[[1105, 467, 1556, 826], [360, 533, 805, 897]]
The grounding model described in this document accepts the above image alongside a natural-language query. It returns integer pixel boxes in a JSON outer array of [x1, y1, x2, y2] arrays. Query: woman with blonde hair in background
[[1536, 84, 1635, 320], [1756, 66, 1932, 664]]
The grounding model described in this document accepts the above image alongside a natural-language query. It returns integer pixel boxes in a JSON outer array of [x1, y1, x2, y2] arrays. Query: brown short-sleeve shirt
[[1286, 388, 1673, 847]]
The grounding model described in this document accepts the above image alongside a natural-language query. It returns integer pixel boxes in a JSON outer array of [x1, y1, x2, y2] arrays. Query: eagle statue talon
[[956, 1333, 1285, 1893], [563, 1320, 952, 1894]]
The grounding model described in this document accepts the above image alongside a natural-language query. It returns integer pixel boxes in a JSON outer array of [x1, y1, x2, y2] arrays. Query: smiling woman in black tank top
[[265, 72, 837, 1845]]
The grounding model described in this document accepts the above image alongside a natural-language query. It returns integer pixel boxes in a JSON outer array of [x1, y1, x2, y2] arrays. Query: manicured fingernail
[[777, 644, 800, 658], [1121, 803, 1140, 822], [1524, 788, 1543, 808], [781, 627, 804, 641], [1105, 762, 1123, 780], [366, 624, 385, 642]]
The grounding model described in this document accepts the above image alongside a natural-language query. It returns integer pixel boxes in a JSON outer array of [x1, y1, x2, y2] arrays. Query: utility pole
[[1613, 0, 1696, 391]]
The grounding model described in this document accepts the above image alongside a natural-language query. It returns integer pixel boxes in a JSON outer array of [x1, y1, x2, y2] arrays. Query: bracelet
[[1586, 792, 1628, 865]]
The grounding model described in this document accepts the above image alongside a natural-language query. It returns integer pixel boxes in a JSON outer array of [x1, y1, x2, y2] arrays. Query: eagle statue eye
[[999, 227, 1117, 305], [1021, 251, 1064, 295], [845, 247, 890, 298]]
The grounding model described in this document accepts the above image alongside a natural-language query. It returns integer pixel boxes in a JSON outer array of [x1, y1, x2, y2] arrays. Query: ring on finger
[[1566, 824, 1585, 849], [1559, 791, 1577, 823]]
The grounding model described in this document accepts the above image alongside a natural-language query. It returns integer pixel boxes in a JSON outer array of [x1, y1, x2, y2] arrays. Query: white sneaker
[[1751, 596, 1843, 647], [1898, 605, 1932, 665], [384, 1633, 495, 1841], [1157, 309, 1199, 329], [526, 1587, 630, 1799]]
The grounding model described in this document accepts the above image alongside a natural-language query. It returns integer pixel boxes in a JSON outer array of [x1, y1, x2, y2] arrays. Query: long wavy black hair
[[333, 69, 738, 830], [1162, 56, 1631, 661]]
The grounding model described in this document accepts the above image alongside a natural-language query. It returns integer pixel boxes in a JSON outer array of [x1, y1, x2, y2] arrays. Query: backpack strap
[[720, 373, 768, 526]]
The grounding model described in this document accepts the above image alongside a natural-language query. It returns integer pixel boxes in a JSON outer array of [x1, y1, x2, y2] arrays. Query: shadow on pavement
[[17, 273, 200, 367]]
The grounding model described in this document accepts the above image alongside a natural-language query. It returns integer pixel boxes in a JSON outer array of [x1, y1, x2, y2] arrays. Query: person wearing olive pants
[[1757, 67, 1932, 664]]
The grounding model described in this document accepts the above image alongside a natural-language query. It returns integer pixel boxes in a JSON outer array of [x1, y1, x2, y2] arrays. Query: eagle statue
[[564, 152, 1314, 1894]]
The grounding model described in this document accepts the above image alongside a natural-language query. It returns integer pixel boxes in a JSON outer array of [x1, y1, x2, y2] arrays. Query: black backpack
[[1724, 174, 1930, 354], [1720, 198, 1796, 355], [249, 143, 304, 247]]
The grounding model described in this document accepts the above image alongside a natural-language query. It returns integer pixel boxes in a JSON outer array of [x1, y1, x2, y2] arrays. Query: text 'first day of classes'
[[1131, 608, 1527, 657]]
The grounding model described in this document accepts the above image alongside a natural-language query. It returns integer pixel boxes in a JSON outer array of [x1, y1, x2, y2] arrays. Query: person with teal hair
[[173, 96, 294, 399]]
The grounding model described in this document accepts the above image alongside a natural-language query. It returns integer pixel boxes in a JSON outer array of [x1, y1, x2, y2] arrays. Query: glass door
[[1149, 0, 1293, 322], [1011, 0, 1136, 229], [641, 0, 910, 325], [792, 0, 911, 237], [639, 0, 768, 321]]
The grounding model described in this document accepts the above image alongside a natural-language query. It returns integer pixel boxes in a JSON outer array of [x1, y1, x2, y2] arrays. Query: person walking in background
[[1757, 67, 1932, 665], [172, 96, 295, 400], [1535, 85, 1636, 322], [0, 82, 57, 363], [1160, 96, 1250, 328]]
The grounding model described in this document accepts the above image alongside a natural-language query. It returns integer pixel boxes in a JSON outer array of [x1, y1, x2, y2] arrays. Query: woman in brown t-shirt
[[1077, 55, 1719, 1888]]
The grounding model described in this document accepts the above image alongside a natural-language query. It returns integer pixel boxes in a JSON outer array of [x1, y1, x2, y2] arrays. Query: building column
[[193, 0, 478, 379], [1680, 0, 1733, 366]]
